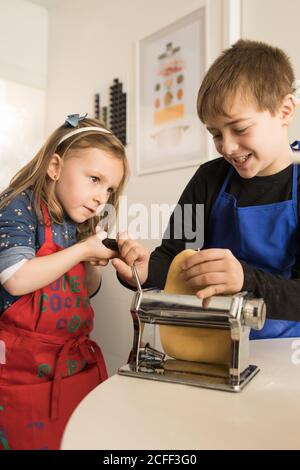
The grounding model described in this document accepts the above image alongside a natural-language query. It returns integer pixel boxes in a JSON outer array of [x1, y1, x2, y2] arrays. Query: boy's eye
[[234, 128, 247, 134], [107, 188, 114, 195], [90, 176, 100, 183], [212, 134, 221, 140]]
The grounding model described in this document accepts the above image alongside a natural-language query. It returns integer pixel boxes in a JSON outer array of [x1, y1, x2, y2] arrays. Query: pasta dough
[[160, 249, 231, 365]]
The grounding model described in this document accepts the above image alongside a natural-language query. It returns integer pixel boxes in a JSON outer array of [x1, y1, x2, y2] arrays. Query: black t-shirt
[[144, 158, 300, 322]]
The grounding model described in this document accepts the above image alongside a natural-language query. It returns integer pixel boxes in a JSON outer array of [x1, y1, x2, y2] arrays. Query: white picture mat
[[136, 7, 209, 175]]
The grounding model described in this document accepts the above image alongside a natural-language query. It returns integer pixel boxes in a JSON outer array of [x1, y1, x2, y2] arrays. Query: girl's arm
[[3, 235, 115, 296]]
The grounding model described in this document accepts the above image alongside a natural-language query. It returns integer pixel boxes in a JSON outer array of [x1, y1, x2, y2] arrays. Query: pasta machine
[[118, 266, 266, 392]]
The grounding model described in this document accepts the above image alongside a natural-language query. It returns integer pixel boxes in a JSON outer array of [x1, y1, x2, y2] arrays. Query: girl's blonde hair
[[197, 39, 296, 123], [0, 117, 128, 240]]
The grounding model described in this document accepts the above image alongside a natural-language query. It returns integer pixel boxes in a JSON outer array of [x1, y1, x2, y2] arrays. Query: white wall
[[0, 0, 47, 189], [0, 0, 48, 89], [46, 0, 223, 376], [0, 80, 46, 190], [241, 0, 300, 141]]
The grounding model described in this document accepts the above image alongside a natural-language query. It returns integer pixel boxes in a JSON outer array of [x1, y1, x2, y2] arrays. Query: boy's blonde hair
[[197, 39, 296, 123], [0, 117, 128, 240]]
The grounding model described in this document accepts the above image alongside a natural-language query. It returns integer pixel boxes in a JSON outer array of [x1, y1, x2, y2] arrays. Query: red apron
[[0, 205, 107, 450]]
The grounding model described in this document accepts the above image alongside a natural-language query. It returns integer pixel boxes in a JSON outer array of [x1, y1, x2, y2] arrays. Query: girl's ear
[[280, 94, 297, 126], [47, 153, 63, 181]]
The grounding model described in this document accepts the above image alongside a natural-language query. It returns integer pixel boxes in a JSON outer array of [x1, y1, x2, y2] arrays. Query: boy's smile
[[206, 98, 294, 178]]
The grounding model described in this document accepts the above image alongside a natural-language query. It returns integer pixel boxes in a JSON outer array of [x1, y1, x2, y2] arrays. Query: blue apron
[[206, 162, 300, 339]]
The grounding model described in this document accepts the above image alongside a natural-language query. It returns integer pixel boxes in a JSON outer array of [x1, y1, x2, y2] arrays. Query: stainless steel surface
[[118, 363, 260, 392], [242, 298, 266, 330], [119, 286, 266, 392], [131, 264, 142, 293], [131, 290, 264, 329]]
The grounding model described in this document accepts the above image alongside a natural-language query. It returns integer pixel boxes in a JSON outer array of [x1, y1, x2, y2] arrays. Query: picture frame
[[136, 6, 209, 175]]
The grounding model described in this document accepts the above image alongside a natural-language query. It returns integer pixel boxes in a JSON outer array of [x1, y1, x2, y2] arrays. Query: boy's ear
[[279, 94, 296, 126], [47, 153, 63, 181]]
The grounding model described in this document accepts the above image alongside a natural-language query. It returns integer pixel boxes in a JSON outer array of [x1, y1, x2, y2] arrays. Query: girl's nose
[[94, 190, 109, 205]]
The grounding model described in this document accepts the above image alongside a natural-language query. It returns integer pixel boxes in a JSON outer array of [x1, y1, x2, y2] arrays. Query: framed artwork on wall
[[136, 6, 208, 175]]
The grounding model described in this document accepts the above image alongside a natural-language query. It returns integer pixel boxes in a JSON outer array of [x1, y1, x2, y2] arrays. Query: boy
[[116, 39, 300, 339]]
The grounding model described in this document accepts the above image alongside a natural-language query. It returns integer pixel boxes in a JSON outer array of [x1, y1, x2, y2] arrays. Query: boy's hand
[[111, 232, 150, 287], [180, 248, 244, 299]]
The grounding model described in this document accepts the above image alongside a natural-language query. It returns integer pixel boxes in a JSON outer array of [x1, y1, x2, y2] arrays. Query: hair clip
[[291, 140, 300, 151], [64, 113, 88, 128]]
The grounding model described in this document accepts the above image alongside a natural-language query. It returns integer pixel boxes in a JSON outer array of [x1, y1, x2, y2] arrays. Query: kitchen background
[[0, 0, 299, 375]]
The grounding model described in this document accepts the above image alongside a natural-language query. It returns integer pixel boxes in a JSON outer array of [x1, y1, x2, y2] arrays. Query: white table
[[61, 338, 300, 450]]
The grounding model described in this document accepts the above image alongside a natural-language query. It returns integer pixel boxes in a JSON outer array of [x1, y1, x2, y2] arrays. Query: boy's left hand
[[111, 233, 150, 287], [181, 248, 244, 299]]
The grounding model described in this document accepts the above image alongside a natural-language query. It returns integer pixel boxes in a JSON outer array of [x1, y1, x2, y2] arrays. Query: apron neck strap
[[220, 166, 234, 194], [292, 162, 298, 209], [40, 202, 53, 245]]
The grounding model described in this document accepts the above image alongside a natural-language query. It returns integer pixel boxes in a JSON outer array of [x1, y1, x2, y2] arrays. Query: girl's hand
[[87, 258, 109, 267], [180, 248, 244, 299], [111, 232, 150, 287], [82, 230, 118, 263]]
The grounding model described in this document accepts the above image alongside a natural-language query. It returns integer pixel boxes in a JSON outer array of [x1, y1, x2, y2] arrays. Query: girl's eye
[[90, 176, 100, 183]]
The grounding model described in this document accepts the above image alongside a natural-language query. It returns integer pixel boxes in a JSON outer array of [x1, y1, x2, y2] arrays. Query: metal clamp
[[131, 264, 142, 293]]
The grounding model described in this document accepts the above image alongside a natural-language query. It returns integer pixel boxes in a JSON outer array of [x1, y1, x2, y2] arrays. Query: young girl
[[0, 114, 149, 450]]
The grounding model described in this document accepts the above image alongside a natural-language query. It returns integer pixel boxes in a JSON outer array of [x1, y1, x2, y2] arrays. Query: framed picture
[[136, 6, 208, 175]]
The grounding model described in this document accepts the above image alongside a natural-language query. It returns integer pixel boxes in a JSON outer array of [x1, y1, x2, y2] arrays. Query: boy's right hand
[[180, 248, 244, 299]]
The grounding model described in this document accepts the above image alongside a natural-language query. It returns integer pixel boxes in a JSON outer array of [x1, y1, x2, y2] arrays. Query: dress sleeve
[[0, 192, 37, 276]]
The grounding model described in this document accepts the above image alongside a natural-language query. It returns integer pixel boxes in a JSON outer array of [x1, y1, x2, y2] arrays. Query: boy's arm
[[141, 167, 211, 290], [117, 160, 226, 291], [143, 239, 184, 289], [241, 261, 300, 322], [117, 217, 191, 291]]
